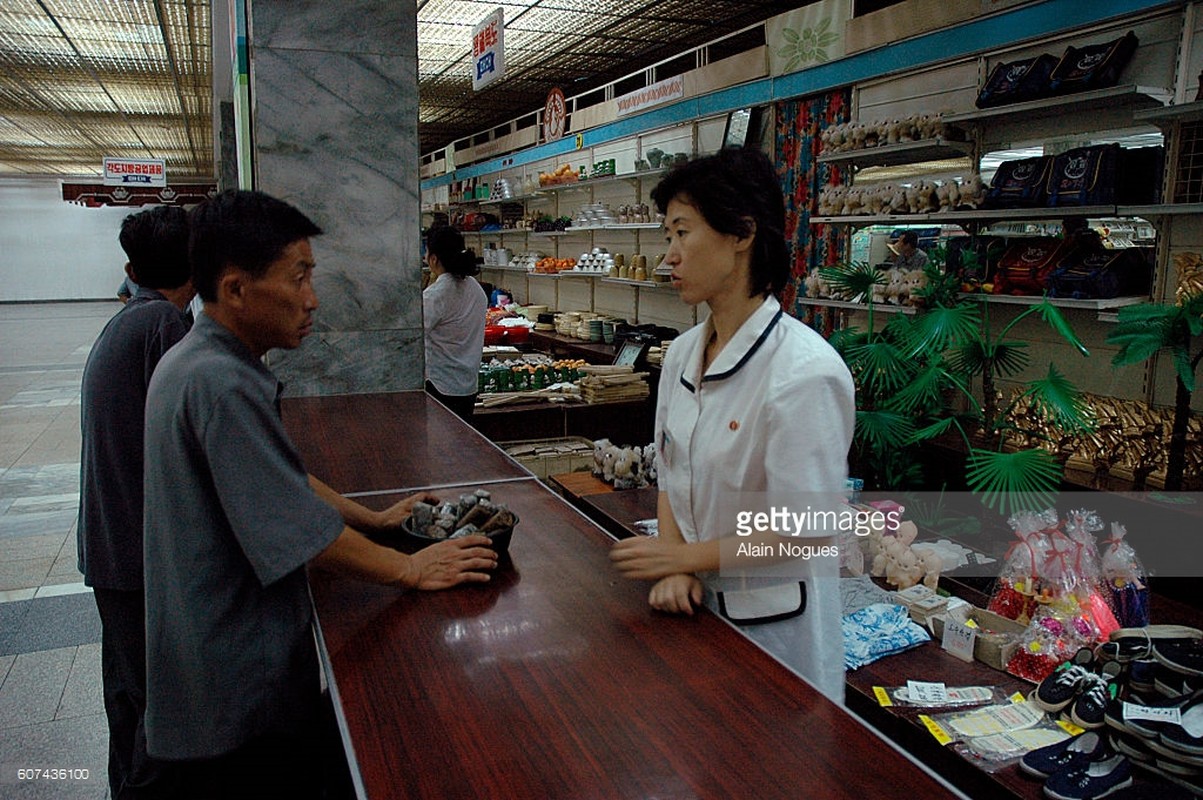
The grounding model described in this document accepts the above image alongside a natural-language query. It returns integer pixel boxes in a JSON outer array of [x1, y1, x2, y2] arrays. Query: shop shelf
[[599, 277, 673, 289], [816, 137, 973, 169], [942, 84, 1171, 127], [957, 293, 1148, 311], [796, 297, 917, 315], [1133, 100, 1203, 126]]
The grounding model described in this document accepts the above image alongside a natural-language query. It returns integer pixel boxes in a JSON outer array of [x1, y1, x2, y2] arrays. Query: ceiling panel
[[0, 0, 796, 175]]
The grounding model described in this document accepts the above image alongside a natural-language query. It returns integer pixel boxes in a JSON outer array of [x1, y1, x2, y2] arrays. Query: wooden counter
[[286, 392, 964, 800], [310, 480, 962, 800], [282, 391, 530, 494]]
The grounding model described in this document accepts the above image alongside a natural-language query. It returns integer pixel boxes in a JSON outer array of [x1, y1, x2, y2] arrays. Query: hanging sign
[[543, 87, 566, 142], [472, 7, 505, 91], [102, 158, 167, 187]]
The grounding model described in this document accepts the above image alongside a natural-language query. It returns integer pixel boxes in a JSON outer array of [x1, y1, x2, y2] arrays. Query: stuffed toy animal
[[903, 268, 929, 306], [871, 520, 942, 590], [613, 446, 643, 489], [936, 179, 961, 211], [592, 438, 612, 477], [959, 174, 985, 209], [641, 444, 658, 486]]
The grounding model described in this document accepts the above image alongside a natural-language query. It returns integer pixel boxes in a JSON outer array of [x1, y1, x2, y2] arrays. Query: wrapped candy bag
[[1101, 522, 1150, 628], [1005, 599, 1100, 683], [1061, 509, 1120, 641], [987, 510, 1059, 624]]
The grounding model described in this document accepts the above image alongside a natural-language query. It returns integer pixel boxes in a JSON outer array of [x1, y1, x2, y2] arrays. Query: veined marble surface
[[251, 1, 421, 395]]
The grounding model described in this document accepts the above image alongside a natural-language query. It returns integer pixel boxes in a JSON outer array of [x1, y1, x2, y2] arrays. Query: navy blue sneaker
[[1073, 661, 1124, 729], [1035, 649, 1096, 713], [1043, 753, 1132, 800], [1021, 731, 1108, 778], [1155, 639, 1203, 678]]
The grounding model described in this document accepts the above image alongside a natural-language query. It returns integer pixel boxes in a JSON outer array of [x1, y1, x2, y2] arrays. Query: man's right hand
[[402, 535, 498, 590]]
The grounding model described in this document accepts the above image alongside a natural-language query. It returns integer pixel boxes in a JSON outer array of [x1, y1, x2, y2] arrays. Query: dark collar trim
[[679, 374, 696, 393], [701, 308, 783, 383]]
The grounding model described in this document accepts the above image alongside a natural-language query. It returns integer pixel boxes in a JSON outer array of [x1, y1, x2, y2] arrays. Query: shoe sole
[[1042, 776, 1132, 800], [1135, 758, 1203, 795], [1146, 736, 1203, 766], [1112, 625, 1203, 641], [1111, 734, 1155, 763], [1154, 648, 1203, 678]]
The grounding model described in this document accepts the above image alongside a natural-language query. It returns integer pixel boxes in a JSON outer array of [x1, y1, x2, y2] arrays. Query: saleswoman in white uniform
[[610, 148, 855, 703], [423, 226, 487, 420]]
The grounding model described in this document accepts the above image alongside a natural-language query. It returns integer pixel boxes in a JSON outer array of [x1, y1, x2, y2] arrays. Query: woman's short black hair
[[118, 205, 191, 290], [650, 147, 789, 298], [426, 225, 478, 278], [188, 190, 322, 303]]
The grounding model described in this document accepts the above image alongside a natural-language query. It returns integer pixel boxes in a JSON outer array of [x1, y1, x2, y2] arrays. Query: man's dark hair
[[899, 230, 919, 247], [118, 205, 190, 290], [650, 147, 789, 298], [189, 190, 322, 302]]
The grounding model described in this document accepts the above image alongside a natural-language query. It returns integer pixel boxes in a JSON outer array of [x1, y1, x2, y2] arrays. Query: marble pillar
[[248, 0, 422, 396]]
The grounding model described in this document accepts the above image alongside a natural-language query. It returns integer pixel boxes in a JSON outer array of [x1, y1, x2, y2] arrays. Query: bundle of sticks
[[577, 365, 650, 404]]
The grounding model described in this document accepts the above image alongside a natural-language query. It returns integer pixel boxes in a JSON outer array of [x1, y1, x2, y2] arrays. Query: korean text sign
[[472, 8, 505, 91]]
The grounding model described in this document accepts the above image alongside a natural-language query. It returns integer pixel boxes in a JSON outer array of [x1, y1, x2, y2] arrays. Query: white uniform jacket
[[655, 294, 855, 701]]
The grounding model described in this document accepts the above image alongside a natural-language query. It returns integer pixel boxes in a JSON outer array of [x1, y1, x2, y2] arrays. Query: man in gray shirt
[[143, 190, 497, 799], [78, 205, 193, 800]]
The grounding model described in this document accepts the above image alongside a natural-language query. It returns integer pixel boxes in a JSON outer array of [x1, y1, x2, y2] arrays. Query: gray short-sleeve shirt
[[78, 290, 189, 590], [143, 313, 343, 760]]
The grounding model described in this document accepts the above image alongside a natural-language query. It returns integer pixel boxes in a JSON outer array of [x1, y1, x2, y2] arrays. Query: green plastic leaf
[[886, 362, 949, 415], [1033, 300, 1089, 357], [1023, 364, 1096, 434], [855, 410, 916, 452], [990, 341, 1031, 377], [965, 448, 1063, 516], [906, 303, 980, 355], [905, 416, 957, 445], [847, 340, 914, 395], [820, 262, 883, 302], [947, 339, 990, 376], [827, 325, 866, 356]]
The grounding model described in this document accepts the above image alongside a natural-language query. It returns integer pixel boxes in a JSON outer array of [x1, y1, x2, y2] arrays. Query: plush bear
[[592, 438, 612, 477], [884, 267, 908, 305], [903, 268, 929, 306], [866, 184, 887, 215], [887, 184, 909, 215], [863, 124, 880, 149], [805, 269, 824, 298], [601, 443, 619, 483], [917, 180, 940, 213], [959, 174, 985, 209], [842, 186, 865, 216], [936, 179, 960, 211], [885, 118, 903, 145], [850, 122, 867, 151], [641, 442, 658, 486], [613, 446, 643, 490]]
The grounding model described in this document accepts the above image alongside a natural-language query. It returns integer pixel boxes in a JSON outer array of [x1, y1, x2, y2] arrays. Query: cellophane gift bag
[[1101, 522, 1150, 628]]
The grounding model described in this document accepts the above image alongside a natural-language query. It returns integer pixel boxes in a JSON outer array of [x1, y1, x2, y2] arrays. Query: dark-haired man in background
[[78, 204, 194, 799], [142, 190, 497, 798]]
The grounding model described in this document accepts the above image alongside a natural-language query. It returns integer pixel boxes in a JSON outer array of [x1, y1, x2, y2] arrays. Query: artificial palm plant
[[1105, 291, 1203, 491], [820, 249, 1096, 515]]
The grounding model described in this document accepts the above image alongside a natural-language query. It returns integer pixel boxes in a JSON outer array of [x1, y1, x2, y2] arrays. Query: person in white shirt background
[[423, 225, 487, 420], [609, 147, 855, 703]]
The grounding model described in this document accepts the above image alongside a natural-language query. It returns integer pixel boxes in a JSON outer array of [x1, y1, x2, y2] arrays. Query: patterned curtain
[[774, 89, 851, 336]]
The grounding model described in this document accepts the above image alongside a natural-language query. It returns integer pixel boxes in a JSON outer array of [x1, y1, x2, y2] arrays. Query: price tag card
[[1124, 702, 1182, 725], [907, 680, 949, 706], [942, 618, 977, 662]]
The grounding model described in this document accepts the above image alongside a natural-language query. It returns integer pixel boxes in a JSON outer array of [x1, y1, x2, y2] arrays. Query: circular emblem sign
[[543, 88, 566, 142]]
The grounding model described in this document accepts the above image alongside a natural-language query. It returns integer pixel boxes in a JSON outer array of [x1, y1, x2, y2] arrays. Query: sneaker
[[1155, 639, 1203, 678], [1043, 753, 1132, 800], [1110, 732, 1155, 764], [1035, 649, 1096, 713], [1158, 693, 1203, 756], [1128, 659, 1158, 695], [1105, 690, 1203, 740], [1155, 667, 1196, 699], [1073, 662, 1124, 729], [1021, 731, 1108, 778]]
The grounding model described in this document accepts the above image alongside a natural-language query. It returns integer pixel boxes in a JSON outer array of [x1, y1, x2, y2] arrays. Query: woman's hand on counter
[[400, 536, 498, 590], [648, 573, 704, 615], [609, 536, 696, 580]]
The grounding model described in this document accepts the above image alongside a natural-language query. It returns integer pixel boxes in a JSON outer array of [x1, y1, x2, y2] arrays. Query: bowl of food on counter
[[393, 489, 517, 556]]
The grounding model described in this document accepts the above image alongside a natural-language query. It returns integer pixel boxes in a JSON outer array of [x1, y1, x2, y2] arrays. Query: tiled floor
[[0, 301, 116, 799]]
